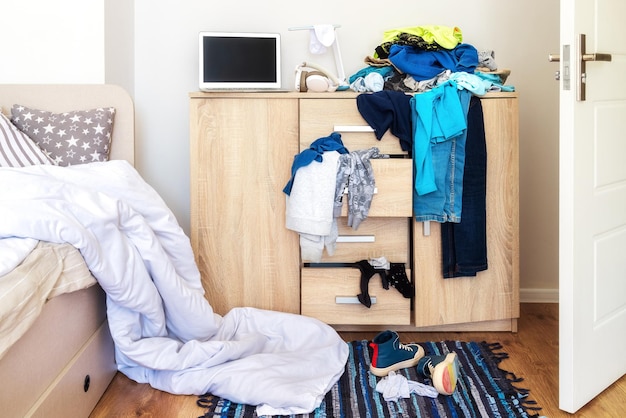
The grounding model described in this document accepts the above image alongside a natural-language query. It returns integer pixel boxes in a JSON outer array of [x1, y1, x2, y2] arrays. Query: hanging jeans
[[412, 81, 471, 223], [441, 96, 488, 278]]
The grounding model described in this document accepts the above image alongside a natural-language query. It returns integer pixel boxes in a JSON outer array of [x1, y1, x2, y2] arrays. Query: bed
[[0, 84, 134, 418], [0, 84, 349, 417]]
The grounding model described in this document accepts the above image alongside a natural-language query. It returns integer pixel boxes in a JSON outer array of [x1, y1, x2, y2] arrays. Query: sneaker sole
[[432, 352, 459, 395], [369, 344, 425, 377]]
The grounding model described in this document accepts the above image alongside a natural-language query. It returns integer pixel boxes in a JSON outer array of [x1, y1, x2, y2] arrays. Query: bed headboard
[[0, 84, 135, 165]]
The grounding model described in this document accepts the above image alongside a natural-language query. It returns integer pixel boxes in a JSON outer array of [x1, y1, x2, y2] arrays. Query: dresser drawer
[[336, 158, 413, 218], [300, 98, 408, 155], [303, 217, 409, 263], [301, 268, 411, 325]]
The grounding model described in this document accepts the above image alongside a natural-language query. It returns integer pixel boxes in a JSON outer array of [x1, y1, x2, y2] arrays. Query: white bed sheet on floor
[[0, 161, 348, 416]]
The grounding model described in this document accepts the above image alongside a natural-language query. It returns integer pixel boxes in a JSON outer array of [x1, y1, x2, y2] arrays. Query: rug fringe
[[476, 340, 544, 418]]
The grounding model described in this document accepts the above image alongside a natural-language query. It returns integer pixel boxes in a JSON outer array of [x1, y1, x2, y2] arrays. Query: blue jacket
[[389, 43, 478, 81], [283, 132, 348, 195]]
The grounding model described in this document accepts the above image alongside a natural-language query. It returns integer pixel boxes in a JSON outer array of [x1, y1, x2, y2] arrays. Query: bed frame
[[0, 84, 134, 418]]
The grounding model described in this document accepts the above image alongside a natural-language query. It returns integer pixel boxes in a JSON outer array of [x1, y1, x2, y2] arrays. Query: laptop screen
[[199, 32, 281, 90]]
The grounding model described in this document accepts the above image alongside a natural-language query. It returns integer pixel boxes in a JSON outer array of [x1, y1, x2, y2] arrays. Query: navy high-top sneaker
[[416, 352, 459, 395], [369, 330, 425, 377]]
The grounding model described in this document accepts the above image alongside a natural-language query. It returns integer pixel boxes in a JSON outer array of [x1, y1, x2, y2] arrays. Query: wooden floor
[[90, 303, 626, 418]]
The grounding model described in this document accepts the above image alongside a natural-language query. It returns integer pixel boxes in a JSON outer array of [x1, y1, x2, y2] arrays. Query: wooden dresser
[[189, 91, 519, 331]]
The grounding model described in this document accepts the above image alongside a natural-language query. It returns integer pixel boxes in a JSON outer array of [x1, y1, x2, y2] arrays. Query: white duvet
[[0, 161, 348, 415], [0, 237, 37, 276]]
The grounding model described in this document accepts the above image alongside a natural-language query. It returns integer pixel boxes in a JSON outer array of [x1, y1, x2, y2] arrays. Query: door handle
[[549, 34, 612, 99], [578, 33, 612, 101], [548, 54, 561, 81], [582, 53, 612, 62], [549, 51, 611, 64]]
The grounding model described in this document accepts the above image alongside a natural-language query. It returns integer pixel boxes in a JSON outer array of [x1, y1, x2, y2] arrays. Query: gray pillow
[[11, 104, 115, 166], [0, 112, 53, 167]]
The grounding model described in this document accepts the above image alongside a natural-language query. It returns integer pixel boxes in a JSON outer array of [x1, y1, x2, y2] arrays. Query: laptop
[[199, 31, 287, 92]]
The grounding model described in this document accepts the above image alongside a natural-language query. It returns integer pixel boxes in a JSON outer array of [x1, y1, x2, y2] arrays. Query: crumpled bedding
[[0, 237, 37, 276], [0, 161, 348, 415]]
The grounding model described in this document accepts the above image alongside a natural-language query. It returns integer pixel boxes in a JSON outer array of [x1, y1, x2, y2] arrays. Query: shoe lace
[[398, 341, 415, 352]]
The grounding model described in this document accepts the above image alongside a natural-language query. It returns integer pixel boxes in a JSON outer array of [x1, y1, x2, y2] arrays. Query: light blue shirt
[[410, 80, 467, 195]]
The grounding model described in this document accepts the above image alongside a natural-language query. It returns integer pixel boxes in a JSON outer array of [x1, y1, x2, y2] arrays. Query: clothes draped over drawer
[[355, 90, 413, 155], [334, 147, 388, 230], [283, 132, 348, 196], [285, 133, 386, 262], [356, 88, 487, 278], [284, 136, 344, 262], [356, 83, 472, 222]]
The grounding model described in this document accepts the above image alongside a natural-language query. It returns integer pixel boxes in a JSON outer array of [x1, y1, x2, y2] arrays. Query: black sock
[[388, 263, 414, 298], [353, 260, 386, 308]]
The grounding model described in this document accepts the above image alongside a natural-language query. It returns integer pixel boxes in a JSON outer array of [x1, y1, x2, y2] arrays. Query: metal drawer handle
[[333, 125, 375, 133], [336, 296, 377, 305]]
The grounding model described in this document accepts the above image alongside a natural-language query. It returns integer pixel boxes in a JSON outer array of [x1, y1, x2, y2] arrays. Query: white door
[[559, 0, 626, 413]]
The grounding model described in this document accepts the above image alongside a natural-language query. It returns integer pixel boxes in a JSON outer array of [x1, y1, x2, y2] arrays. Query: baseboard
[[520, 288, 559, 303]]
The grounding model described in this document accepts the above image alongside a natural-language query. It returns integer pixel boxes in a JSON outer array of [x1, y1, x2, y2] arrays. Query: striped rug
[[198, 340, 543, 418]]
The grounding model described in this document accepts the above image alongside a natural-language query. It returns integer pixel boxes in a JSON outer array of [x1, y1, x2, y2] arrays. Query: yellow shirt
[[381, 25, 463, 50]]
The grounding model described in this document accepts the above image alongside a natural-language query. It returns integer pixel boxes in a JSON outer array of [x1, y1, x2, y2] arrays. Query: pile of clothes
[[285, 25, 511, 279], [348, 25, 507, 279], [348, 25, 513, 95]]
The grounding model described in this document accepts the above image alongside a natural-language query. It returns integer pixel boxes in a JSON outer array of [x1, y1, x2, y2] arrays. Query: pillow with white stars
[[11, 104, 116, 166]]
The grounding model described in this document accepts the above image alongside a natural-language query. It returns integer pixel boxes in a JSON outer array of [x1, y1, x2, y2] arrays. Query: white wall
[[105, 0, 134, 94], [0, 0, 561, 299], [0, 0, 104, 83]]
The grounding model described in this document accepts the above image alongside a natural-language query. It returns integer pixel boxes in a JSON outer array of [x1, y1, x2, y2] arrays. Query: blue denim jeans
[[412, 84, 471, 222], [441, 96, 488, 278]]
